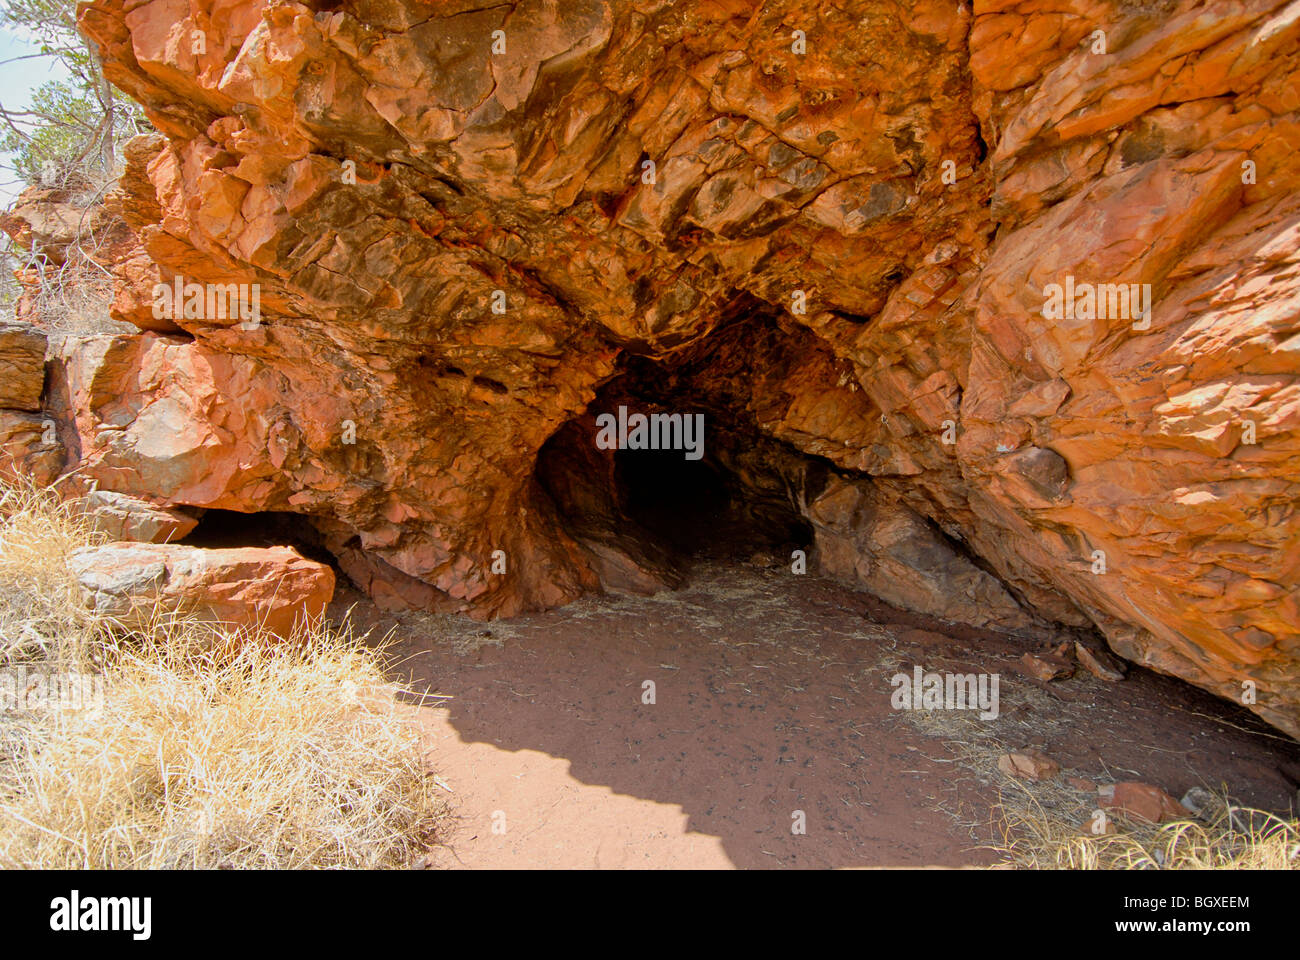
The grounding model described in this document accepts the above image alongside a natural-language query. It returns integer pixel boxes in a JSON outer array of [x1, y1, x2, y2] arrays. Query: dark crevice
[[180, 508, 340, 570], [536, 308, 829, 586], [972, 123, 988, 165]]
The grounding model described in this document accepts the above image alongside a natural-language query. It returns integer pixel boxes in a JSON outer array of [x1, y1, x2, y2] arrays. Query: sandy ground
[[331, 560, 1300, 869]]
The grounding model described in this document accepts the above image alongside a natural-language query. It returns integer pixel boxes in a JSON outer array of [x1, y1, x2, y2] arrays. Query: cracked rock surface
[[20, 0, 1296, 734]]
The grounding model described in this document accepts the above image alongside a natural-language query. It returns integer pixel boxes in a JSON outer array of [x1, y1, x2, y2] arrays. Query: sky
[[0, 26, 71, 208]]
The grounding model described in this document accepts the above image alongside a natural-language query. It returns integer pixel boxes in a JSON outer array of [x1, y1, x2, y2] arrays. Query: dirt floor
[[329, 558, 1300, 869]]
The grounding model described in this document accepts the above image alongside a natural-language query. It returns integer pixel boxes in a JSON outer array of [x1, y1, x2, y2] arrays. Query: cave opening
[[615, 448, 731, 555], [536, 306, 827, 590], [180, 508, 338, 568]]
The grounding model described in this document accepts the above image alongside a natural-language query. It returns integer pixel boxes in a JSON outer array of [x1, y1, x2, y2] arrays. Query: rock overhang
[[12, 0, 1291, 736]]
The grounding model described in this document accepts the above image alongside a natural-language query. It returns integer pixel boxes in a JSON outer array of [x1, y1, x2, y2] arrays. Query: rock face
[[807, 474, 1037, 633], [0, 322, 59, 486], [9, 0, 1294, 734], [81, 489, 199, 544], [0, 410, 61, 487], [0, 323, 46, 409], [68, 542, 334, 636]]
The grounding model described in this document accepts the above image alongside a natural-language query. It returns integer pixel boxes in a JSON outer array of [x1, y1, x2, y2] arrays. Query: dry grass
[[936, 718, 1300, 870], [0, 477, 447, 868], [0, 475, 109, 667], [992, 783, 1300, 869], [872, 647, 1299, 870]]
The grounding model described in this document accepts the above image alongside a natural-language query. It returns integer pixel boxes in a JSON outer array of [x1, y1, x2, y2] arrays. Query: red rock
[[82, 489, 198, 543], [0, 410, 61, 486], [0, 175, 142, 335], [0, 0, 1283, 735], [997, 750, 1061, 781], [0, 322, 46, 410], [1020, 651, 1075, 682], [2, 177, 127, 255], [1098, 782, 1192, 824], [1076, 642, 1128, 682], [67, 543, 334, 637], [808, 475, 1039, 632]]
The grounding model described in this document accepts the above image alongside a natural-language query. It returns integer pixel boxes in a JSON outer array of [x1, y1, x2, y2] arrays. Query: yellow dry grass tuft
[[0, 475, 109, 667], [991, 782, 1300, 870], [875, 646, 1299, 871], [0, 477, 447, 868]]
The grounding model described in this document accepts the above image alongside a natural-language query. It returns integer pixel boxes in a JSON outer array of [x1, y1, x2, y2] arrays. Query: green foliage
[[0, 0, 148, 185], [0, 81, 101, 182]]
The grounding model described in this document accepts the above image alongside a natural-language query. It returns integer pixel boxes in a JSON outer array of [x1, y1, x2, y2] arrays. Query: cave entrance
[[180, 508, 338, 567], [536, 308, 824, 591], [615, 448, 729, 554]]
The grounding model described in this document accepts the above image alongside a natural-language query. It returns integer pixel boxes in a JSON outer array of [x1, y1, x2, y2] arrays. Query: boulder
[[997, 750, 1061, 781], [82, 489, 199, 543], [807, 475, 1038, 633], [1019, 648, 1076, 682], [0, 410, 61, 485], [1075, 642, 1128, 682], [68, 543, 334, 636], [1098, 782, 1192, 824]]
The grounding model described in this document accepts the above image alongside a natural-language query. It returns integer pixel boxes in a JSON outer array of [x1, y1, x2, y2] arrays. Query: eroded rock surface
[[0, 323, 47, 409], [9, 0, 1294, 732], [68, 542, 334, 635], [0, 322, 59, 485], [81, 488, 200, 543], [806, 474, 1037, 634]]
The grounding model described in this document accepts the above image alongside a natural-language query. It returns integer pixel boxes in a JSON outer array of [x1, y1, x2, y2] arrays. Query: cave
[[17, 0, 1289, 741], [614, 448, 732, 555], [180, 507, 339, 569], [536, 309, 829, 591], [530, 304, 1073, 646]]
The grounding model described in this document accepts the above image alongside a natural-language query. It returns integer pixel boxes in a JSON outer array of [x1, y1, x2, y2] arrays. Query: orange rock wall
[[49, 0, 1300, 734]]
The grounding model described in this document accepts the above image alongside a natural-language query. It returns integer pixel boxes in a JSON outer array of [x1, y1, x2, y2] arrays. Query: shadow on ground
[[336, 561, 1300, 869]]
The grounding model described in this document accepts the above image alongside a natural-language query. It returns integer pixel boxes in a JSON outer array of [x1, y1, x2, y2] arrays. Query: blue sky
[[0, 27, 71, 207]]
